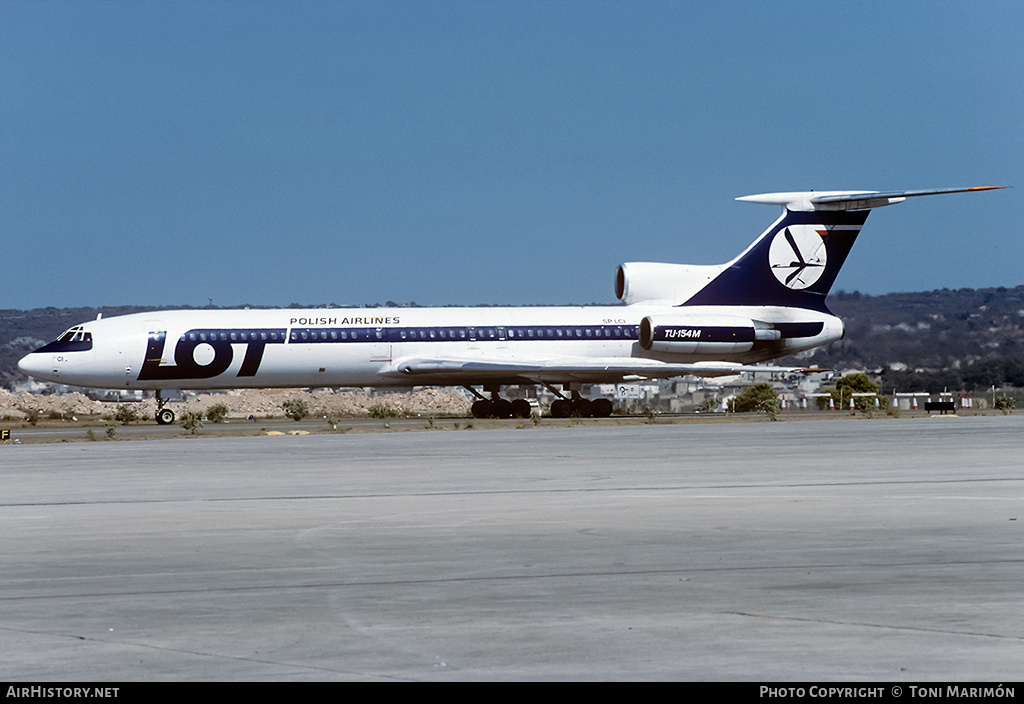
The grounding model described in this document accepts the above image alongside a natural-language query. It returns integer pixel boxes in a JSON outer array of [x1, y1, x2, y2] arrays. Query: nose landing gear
[[155, 391, 175, 425]]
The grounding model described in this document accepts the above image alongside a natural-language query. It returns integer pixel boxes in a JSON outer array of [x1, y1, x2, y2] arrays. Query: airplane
[[18, 186, 1003, 424]]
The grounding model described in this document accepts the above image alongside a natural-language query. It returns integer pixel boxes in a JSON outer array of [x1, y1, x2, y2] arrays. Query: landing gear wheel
[[491, 399, 513, 419], [550, 399, 571, 418], [510, 399, 532, 419], [471, 400, 492, 418], [591, 398, 613, 417], [570, 398, 593, 418], [156, 408, 175, 425]]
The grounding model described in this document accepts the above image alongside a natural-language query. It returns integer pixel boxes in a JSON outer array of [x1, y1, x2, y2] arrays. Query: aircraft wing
[[381, 355, 812, 385]]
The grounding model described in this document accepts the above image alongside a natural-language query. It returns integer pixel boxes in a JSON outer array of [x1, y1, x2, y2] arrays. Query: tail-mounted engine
[[639, 314, 781, 355], [615, 262, 724, 306]]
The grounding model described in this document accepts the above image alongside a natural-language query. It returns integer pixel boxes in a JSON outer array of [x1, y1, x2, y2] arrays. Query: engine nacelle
[[615, 262, 725, 305], [639, 314, 781, 354]]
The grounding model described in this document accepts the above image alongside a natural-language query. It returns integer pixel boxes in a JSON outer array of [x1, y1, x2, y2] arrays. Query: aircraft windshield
[[56, 326, 93, 344]]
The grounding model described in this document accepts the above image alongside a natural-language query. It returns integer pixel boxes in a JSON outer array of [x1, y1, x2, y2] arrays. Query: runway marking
[[2, 475, 1021, 508], [3, 558, 1023, 602], [725, 611, 1024, 642], [0, 624, 416, 680]]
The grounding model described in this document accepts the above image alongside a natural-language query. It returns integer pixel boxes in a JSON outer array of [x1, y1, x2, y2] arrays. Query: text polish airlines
[[19, 187, 1003, 423]]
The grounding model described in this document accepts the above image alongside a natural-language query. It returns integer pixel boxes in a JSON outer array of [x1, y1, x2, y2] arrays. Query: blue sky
[[3, 1, 1021, 310]]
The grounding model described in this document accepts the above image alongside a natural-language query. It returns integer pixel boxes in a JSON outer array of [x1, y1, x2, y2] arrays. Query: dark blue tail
[[683, 187, 1004, 312], [682, 207, 869, 313]]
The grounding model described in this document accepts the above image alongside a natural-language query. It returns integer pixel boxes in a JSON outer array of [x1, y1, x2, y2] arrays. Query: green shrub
[[114, 404, 139, 424], [179, 410, 204, 434], [283, 398, 309, 421], [728, 384, 781, 420], [699, 396, 721, 413], [21, 407, 41, 426], [206, 403, 229, 423], [368, 403, 398, 419]]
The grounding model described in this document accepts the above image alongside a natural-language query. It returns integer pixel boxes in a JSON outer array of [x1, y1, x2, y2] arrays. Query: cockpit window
[[37, 326, 94, 353], [56, 326, 91, 344]]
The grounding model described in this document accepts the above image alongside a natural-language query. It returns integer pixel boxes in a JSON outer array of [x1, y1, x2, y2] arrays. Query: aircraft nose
[[18, 352, 52, 380]]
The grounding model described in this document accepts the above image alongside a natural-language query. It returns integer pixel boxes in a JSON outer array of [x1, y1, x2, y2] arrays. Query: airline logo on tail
[[768, 225, 828, 289]]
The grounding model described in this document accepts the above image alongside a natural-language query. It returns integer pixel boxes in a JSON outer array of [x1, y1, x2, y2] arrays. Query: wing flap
[[382, 355, 809, 384]]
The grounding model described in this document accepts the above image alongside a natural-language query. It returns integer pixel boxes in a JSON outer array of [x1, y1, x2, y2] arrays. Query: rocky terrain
[[0, 386, 471, 423]]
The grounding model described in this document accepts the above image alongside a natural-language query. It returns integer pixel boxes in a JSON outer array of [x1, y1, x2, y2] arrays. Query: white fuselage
[[18, 304, 842, 391]]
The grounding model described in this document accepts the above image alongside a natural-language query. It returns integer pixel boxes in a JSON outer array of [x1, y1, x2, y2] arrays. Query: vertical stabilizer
[[682, 187, 1004, 312]]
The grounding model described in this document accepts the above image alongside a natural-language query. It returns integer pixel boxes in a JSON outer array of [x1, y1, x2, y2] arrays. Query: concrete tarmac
[[1, 416, 1022, 681]]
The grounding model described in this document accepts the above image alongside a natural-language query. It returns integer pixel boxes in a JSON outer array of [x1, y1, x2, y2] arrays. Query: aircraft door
[[369, 328, 391, 362]]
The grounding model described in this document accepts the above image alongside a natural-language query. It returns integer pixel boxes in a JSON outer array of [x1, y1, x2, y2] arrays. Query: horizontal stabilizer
[[738, 186, 1005, 212]]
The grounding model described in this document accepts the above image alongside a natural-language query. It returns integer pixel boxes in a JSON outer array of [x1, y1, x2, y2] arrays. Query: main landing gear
[[468, 387, 533, 419], [155, 391, 175, 425], [549, 391, 613, 418], [466, 385, 614, 419]]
